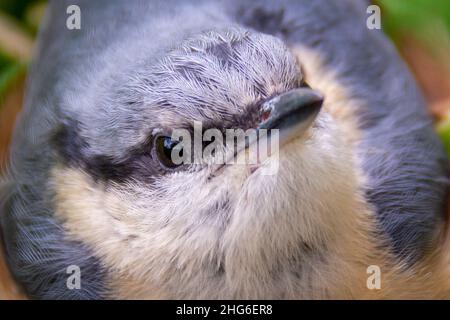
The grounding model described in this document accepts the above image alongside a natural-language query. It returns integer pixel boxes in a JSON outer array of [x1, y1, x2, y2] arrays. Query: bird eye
[[154, 136, 181, 169]]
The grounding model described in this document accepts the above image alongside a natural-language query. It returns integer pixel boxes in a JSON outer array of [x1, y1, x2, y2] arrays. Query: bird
[[0, 0, 449, 299]]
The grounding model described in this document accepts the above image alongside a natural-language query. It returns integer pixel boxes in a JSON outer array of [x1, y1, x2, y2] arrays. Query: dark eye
[[154, 136, 181, 169]]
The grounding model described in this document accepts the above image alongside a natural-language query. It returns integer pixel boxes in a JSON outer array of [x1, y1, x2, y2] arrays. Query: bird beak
[[209, 88, 324, 178], [258, 88, 324, 146]]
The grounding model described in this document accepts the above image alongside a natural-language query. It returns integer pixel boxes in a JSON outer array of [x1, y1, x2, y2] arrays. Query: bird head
[[2, 28, 371, 299]]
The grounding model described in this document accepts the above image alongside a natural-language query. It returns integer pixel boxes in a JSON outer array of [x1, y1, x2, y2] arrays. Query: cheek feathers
[[1, 168, 108, 299]]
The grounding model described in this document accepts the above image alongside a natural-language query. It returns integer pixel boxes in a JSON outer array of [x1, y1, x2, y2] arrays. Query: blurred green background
[[0, 0, 450, 165], [0, 0, 45, 91], [376, 0, 450, 154]]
